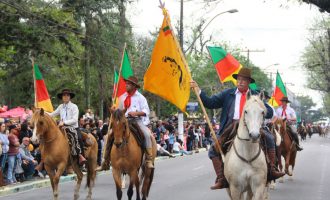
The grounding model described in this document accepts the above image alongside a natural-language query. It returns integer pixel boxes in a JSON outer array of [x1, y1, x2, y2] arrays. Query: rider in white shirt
[[275, 96, 303, 151]]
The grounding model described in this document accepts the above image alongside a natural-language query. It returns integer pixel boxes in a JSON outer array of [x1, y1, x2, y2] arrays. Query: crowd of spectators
[[0, 108, 217, 187]]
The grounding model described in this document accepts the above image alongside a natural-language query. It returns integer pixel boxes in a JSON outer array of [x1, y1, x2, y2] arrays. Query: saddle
[[127, 118, 145, 149], [218, 121, 239, 154]]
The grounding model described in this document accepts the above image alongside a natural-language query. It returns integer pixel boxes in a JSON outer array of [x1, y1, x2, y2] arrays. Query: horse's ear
[[40, 108, 44, 116], [247, 90, 252, 100], [31, 106, 36, 113], [259, 90, 265, 101]]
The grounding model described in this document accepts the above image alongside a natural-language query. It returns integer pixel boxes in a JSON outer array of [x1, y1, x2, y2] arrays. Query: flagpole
[[30, 56, 37, 108], [102, 43, 128, 165], [159, 2, 224, 158]]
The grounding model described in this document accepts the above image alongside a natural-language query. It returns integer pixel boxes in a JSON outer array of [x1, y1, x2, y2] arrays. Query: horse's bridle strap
[[233, 141, 261, 164]]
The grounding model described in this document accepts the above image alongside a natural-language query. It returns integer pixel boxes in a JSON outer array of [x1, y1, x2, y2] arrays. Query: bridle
[[113, 119, 131, 149], [234, 102, 265, 164]]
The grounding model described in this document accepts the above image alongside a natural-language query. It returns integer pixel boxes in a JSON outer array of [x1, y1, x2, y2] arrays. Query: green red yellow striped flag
[[34, 64, 53, 112], [269, 71, 287, 107], [207, 46, 242, 85], [112, 50, 133, 106]]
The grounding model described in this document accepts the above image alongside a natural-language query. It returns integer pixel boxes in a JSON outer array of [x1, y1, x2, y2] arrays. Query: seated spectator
[[157, 144, 175, 158], [19, 137, 41, 180], [173, 139, 192, 156]]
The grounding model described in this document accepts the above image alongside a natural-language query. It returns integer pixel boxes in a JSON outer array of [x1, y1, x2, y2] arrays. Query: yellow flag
[[143, 9, 190, 112]]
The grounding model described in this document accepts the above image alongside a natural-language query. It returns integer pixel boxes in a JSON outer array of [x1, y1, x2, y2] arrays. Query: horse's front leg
[[229, 185, 243, 200], [44, 165, 57, 200], [251, 185, 266, 200], [131, 170, 140, 200], [112, 168, 123, 200]]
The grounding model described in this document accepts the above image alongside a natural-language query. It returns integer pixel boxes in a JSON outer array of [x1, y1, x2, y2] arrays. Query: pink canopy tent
[[0, 107, 25, 118]]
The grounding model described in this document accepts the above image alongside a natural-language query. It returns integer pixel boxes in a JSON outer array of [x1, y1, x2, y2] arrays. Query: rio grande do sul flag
[[269, 71, 287, 107], [34, 64, 53, 112], [112, 49, 133, 106], [143, 8, 190, 112], [207, 46, 242, 85]]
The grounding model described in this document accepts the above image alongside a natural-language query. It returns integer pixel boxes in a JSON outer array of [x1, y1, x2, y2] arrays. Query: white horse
[[225, 93, 267, 200]]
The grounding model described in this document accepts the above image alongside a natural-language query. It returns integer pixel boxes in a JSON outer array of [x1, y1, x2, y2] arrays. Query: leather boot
[[79, 154, 87, 165], [268, 149, 285, 179], [145, 148, 154, 168], [210, 157, 229, 190]]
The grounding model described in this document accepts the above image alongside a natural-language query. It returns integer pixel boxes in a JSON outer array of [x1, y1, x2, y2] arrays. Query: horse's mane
[[32, 110, 57, 127], [245, 95, 266, 111], [112, 109, 124, 121]]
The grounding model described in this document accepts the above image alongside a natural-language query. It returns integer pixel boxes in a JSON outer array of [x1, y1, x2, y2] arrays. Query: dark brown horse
[[274, 118, 297, 178], [110, 109, 157, 200], [297, 124, 307, 141], [30, 108, 98, 200]]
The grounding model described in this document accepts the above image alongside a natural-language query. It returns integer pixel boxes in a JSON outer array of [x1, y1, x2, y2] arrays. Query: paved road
[[2, 134, 330, 200]]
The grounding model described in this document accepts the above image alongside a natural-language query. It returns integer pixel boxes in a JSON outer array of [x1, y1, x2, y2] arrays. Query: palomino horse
[[274, 118, 297, 177], [110, 109, 157, 200], [30, 108, 98, 200], [225, 94, 267, 200]]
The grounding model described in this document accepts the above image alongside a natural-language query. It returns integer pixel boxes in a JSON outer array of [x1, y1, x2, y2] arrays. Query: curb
[[0, 148, 206, 196]]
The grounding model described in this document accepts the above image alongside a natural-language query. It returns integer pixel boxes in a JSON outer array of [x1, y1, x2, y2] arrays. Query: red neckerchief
[[282, 105, 287, 117], [239, 89, 248, 118], [124, 89, 137, 109]]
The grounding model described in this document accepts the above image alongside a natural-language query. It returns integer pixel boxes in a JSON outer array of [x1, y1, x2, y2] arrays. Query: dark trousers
[[22, 160, 36, 178]]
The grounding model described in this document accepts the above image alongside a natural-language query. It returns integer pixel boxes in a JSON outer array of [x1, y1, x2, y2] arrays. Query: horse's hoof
[[74, 194, 80, 200], [279, 177, 284, 183]]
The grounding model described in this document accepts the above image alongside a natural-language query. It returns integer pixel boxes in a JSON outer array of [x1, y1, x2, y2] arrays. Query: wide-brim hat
[[232, 68, 255, 83], [124, 76, 140, 88], [57, 89, 75, 99], [280, 96, 290, 103]]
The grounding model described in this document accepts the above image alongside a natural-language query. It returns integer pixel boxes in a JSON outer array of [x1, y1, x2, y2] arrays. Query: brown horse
[[274, 118, 297, 178], [30, 108, 98, 200], [297, 124, 307, 141], [110, 109, 157, 200]]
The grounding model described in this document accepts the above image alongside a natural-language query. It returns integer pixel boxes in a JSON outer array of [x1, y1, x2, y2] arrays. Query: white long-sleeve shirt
[[118, 91, 150, 126], [49, 101, 79, 128], [276, 105, 296, 121]]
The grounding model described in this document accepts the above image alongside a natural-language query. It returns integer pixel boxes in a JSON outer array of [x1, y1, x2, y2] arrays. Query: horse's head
[[274, 118, 287, 137], [241, 92, 266, 141], [30, 108, 55, 144], [110, 108, 129, 148]]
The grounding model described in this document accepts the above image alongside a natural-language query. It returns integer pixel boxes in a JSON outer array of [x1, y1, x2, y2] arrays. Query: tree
[[296, 95, 316, 121], [301, 17, 330, 114]]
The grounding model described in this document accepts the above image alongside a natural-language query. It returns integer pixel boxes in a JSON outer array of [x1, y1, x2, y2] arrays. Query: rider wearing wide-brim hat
[[50, 88, 87, 165], [190, 67, 276, 190], [99, 75, 155, 171], [276, 96, 303, 151]]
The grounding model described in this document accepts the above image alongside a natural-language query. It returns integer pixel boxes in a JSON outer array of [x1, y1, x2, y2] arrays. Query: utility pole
[[179, 0, 184, 49], [241, 48, 265, 67]]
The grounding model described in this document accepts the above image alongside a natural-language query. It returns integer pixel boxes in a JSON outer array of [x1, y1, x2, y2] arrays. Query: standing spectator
[[186, 126, 195, 151], [83, 108, 95, 120], [154, 120, 166, 144], [19, 137, 39, 180], [7, 125, 20, 185], [19, 123, 32, 143], [168, 131, 175, 153], [0, 122, 9, 170]]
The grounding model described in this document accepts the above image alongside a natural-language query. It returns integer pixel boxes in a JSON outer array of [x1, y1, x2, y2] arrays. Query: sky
[[127, 0, 327, 108]]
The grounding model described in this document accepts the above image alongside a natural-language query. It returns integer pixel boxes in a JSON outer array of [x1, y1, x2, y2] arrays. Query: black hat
[[232, 68, 255, 83], [57, 89, 75, 99], [280, 96, 291, 103]]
